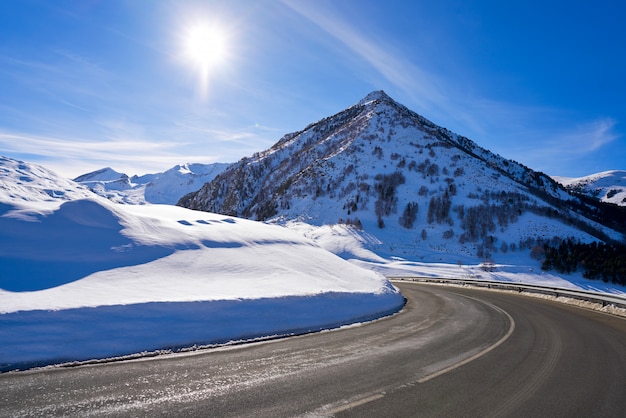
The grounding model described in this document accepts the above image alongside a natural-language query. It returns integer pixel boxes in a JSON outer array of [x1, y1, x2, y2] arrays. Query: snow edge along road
[[0, 290, 405, 373]]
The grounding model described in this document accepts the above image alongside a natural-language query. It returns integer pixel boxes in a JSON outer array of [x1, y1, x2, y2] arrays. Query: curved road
[[1, 283, 625, 417]]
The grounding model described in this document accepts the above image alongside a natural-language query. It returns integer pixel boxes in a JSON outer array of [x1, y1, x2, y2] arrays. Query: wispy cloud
[[556, 118, 619, 153], [174, 122, 282, 144], [282, 0, 541, 143], [507, 118, 620, 174], [283, 0, 448, 113], [517, 117, 617, 154], [0, 130, 219, 177], [0, 50, 115, 115], [283, 1, 622, 176], [0, 131, 169, 158], [0, 114, 279, 177], [0, 54, 60, 74], [52, 49, 110, 79]]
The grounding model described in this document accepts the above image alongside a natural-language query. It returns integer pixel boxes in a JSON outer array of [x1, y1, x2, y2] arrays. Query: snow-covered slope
[[75, 162, 228, 205], [1, 155, 94, 204], [179, 91, 624, 264], [0, 155, 403, 370], [554, 170, 626, 206]]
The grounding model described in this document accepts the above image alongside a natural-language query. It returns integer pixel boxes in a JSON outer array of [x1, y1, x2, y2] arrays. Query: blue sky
[[0, 0, 624, 178]]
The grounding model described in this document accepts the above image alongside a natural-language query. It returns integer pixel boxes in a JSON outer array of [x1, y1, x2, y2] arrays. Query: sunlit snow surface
[[288, 221, 626, 296], [0, 157, 403, 370], [0, 203, 396, 311], [554, 170, 626, 206], [2, 155, 625, 372]]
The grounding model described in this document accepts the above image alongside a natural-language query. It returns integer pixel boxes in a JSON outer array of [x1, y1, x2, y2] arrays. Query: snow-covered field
[[288, 221, 626, 296], [1, 155, 624, 372], [0, 157, 403, 371]]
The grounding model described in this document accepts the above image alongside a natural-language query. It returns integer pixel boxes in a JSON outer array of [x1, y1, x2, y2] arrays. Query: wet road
[[1, 283, 624, 417]]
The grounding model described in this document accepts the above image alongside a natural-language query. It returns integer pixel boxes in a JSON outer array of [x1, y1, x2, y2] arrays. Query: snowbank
[[0, 202, 399, 312], [1, 291, 402, 372], [0, 163, 404, 371]]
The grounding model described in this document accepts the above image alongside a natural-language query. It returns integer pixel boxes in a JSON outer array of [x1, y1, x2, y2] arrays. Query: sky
[[0, 0, 624, 179]]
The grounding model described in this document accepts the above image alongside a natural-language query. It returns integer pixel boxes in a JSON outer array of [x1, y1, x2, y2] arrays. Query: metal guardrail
[[388, 276, 626, 310]]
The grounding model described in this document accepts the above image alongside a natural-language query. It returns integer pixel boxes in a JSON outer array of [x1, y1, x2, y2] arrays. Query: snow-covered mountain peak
[[554, 170, 626, 206], [74, 162, 228, 205], [357, 90, 393, 106], [178, 92, 625, 262], [174, 163, 193, 175], [73, 167, 127, 183]]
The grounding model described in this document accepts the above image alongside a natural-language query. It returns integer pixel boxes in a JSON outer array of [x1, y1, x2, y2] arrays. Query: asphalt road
[[1, 283, 625, 417]]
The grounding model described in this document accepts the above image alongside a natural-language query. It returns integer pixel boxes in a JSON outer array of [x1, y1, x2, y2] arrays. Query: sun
[[182, 21, 230, 96], [185, 24, 227, 69]]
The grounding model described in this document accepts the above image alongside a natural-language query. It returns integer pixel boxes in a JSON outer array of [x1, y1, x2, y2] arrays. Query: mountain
[[74, 167, 129, 183], [554, 171, 626, 206], [75, 162, 228, 205], [178, 91, 625, 263]]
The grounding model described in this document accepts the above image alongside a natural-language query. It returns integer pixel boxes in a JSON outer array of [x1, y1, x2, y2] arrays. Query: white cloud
[[522, 118, 619, 158], [0, 116, 280, 177], [504, 118, 620, 174], [557, 118, 619, 153], [0, 131, 166, 156], [0, 130, 220, 178]]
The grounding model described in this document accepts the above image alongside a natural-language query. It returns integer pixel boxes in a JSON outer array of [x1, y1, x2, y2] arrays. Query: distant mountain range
[[74, 163, 228, 205], [553, 171, 626, 206], [177, 91, 625, 262]]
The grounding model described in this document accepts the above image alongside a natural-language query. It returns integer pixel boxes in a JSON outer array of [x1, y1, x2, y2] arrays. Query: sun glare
[[183, 22, 230, 97], [185, 24, 226, 68]]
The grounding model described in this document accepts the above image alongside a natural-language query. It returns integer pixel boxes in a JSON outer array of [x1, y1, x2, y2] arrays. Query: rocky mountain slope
[[178, 91, 624, 262], [75, 163, 228, 205]]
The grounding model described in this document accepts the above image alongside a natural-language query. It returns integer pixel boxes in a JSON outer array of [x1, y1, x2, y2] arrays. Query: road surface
[[1, 283, 625, 417]]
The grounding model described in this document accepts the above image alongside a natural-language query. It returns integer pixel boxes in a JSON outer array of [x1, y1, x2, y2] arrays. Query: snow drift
[[0, 156, 404, 371]]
